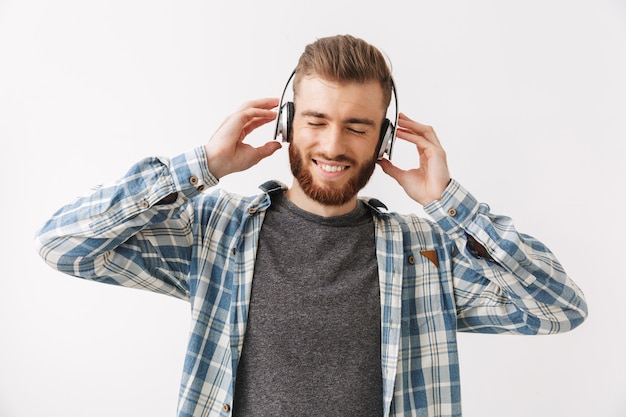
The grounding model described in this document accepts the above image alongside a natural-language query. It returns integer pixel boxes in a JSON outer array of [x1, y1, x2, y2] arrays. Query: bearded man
[[36, 34, 587, 417]]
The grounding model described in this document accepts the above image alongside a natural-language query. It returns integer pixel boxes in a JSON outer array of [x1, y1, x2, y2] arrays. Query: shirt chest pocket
[[401, 247, 457, 335]]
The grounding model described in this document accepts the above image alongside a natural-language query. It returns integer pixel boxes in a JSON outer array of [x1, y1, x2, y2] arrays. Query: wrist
[[204, 144, 226, 180]]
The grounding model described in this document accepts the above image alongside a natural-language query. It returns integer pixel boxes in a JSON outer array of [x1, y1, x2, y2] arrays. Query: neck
[[285, 180, 358, 217]]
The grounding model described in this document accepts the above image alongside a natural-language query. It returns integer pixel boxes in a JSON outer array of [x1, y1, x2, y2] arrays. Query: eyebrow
[[300, 110, 377, 127]]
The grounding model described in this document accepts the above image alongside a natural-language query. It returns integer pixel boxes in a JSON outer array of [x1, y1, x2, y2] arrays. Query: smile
[[314, 160, 349, 173]]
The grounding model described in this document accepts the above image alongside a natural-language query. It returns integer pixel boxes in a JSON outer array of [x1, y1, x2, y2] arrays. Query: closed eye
[[348, 127, 367, 135]]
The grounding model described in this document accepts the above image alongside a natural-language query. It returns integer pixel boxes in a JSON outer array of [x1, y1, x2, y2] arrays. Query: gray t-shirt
[[233, 192, 383, 416]]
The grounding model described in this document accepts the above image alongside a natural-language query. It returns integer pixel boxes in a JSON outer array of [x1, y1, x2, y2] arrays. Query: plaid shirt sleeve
[[35, 147, 218, 300], [425, 179, 588, 334]]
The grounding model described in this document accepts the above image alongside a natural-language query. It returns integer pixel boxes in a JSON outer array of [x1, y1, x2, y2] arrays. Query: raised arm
[[35, 99, 282, 299], [380, 113, 587, 334], [34, 149, 214, 299], [425, 180, 587, 334]]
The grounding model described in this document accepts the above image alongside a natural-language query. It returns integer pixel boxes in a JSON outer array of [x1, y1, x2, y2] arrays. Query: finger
[[377, 158, 406, 183], [398, 113, 430, 132], [395, 126, 437, 151], [234, 108, 278, 140], [215, 106, 274, 133], [240, 107, 277, 123], [239, 97, 280, 111], [228, 99, 279, 132], [241, 111, 278, 136], [255, 141, 283, 160], [398, 113, 441, 145]]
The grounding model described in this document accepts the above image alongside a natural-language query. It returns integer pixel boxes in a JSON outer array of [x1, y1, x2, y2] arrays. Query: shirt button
[[140, 201, 149, 209], [447, 208, 457, 217], [198, 184, 206, 192], [408, 255, 415, 264], [248, 207, 257, 215], [189, 176, 199, 185], [223, 403, 231, 412]]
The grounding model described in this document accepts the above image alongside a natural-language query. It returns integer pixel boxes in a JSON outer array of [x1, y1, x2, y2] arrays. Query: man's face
[[288, 76, 386, 207]]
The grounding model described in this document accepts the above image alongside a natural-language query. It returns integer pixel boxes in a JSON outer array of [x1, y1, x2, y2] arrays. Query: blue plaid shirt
[[35, 147, 587, 417]]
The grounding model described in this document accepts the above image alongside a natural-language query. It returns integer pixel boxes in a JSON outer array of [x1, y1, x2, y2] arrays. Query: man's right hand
[[204, 98, 283, 180]]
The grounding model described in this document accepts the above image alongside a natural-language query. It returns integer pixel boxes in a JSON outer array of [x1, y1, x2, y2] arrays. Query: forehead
[[294, 76, 387, 117]]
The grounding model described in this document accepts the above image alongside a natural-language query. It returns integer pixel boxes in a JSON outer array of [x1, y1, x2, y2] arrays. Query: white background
[[1, 1, 624, 416]]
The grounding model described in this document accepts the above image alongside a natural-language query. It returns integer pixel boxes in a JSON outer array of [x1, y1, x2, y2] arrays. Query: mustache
[[309, 153, 357, 165]]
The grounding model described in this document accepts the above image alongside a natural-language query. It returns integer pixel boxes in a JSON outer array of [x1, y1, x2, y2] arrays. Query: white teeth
[[319, 163, 346, 173]]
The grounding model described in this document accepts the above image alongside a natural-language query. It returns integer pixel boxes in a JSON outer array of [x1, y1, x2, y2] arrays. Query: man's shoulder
[[359, 197, 441, 234], [258, 180, 288, 194], [195, 180, 286, 212]]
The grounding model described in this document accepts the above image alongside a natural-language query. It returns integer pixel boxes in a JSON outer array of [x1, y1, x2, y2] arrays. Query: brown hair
[[294, 35, 393, 108]]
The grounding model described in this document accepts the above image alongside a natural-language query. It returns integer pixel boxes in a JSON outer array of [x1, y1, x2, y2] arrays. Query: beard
[[288, 142, 377, 206]]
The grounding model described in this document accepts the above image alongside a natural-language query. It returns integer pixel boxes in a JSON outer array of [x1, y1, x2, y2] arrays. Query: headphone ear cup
[[276, 101, 295, 143], [377, 118, 395, 159], [285, 101, 294, 143]]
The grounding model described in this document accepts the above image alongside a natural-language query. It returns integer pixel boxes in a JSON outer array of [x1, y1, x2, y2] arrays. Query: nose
[[318, 124, 347, 158]]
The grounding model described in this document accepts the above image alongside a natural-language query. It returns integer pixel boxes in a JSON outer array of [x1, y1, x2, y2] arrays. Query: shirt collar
[[257, 180, 390, 218]]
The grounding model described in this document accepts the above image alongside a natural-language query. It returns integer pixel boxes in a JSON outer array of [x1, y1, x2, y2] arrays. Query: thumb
[[256, 141, 283, 160], [377, 158, 404, 183]]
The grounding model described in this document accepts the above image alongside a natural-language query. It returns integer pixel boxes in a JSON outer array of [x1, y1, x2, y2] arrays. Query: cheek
[[291, 125, 317, 146], [359, 136, 381, 160]]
